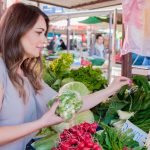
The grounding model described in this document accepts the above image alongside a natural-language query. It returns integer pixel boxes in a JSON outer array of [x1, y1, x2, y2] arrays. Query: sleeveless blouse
[[0, 58, 57, 150]]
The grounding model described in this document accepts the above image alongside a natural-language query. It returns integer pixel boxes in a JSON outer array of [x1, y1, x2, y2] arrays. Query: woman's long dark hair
[[0, 3, 49, 102]]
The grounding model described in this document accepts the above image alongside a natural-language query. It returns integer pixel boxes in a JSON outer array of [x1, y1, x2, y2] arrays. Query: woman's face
[[20, 15, 47, 58]]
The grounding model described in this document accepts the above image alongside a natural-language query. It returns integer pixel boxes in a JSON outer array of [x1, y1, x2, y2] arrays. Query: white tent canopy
[[49, 5, 122, 22], [27, 0, 121, 10]]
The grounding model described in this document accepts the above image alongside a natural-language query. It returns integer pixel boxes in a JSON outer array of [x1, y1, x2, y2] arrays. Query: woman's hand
[[108, 76, 131, 95], [39, 100, 64, 128]]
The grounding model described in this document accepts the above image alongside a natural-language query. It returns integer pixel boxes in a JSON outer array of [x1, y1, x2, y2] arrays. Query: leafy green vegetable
[[49, 53, 73, 78], [42, 53, 74, 91], [66, 66, 107, 92], [94, 124, 141, 150], [133, 75, 150, 93], [59, 81, 91, 96], [61, 77, 74, 86], [48, 90, 82, 120]]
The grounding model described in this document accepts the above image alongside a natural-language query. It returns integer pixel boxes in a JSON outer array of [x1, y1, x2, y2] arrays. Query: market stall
[[30, 53, 150, 150]]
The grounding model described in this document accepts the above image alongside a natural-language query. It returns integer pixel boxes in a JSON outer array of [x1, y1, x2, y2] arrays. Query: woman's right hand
[[39, 100, 64, 128]]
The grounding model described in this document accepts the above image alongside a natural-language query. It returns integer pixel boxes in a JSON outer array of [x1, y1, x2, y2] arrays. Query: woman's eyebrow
[[36, 28, 45, 31]]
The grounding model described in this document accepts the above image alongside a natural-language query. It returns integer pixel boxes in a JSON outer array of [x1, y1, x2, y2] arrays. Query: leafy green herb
[[67, 66, 107, 92], [94, 124, 142, 150]]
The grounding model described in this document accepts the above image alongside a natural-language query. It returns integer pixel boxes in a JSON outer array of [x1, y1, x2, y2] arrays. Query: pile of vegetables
[[52, 122, 102, 150], [91, 75, 150, 133], [41, 54, 150, 149], [43, 53, 107, 92]]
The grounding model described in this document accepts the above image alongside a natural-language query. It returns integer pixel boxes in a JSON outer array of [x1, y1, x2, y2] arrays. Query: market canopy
[[27, 0, 122, 10], [79, 15, 122, 24], [79, 16, 108, 24]]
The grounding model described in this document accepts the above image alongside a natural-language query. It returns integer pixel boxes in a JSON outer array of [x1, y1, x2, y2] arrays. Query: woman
[[0, 3, 130, 150]]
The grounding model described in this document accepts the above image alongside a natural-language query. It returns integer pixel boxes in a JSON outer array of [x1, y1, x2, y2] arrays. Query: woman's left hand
[[108, 76, 131, 95]]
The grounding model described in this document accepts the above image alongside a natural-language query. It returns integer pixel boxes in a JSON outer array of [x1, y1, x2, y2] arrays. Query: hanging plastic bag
[[122, 0, 150, 56]]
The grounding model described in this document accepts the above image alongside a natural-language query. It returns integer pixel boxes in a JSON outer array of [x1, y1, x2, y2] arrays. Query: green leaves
[[68, 66, 107, 92], [49, 53, 73, 78], [133, 75, 150, 93], [92, 75, 150, 133], [94, 125, 140, 150]]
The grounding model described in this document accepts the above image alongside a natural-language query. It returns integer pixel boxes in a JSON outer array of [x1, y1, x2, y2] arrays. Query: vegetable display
[[91, 75, 150, 133], [41, 54, 150, 149], [52, 122, 102, 150]]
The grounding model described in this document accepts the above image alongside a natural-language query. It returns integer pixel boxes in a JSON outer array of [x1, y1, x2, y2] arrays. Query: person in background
[[59, 39, 67, 50], [90, 34, 105, 59], [0, 3, 131, 150], [46, 37, 56, 54]]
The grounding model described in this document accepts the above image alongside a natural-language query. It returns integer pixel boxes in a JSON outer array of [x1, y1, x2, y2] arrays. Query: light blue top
[[90, 43, 105, 59], [0, 57, 57, 150], [93, 43, 105, 59]]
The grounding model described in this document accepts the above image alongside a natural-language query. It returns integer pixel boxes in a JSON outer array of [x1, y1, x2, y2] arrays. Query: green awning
[[79, 16, 122, 24]]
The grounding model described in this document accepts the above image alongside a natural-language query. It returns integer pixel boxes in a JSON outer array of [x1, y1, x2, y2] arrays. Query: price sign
[[122, 120, 148, 146]]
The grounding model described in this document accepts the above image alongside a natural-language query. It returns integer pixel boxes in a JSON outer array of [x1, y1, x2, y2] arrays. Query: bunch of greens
[[94, 124, 145, 150], [66, 66, 107, 92]]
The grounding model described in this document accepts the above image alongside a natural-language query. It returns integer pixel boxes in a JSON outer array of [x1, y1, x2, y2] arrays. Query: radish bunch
[[52, 122, 102, 150]]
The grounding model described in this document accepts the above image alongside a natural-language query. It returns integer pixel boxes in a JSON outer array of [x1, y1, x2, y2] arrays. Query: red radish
[[60, 134, 65, 139], [84, 133, 91, 139], [77, 142, 85, 148], [82, 147, 91, 150], [92, 122, 98, 129], [70, 138, 78, 145], [94, 147, 102, 150], [89, 128, 96, 134], [60, 142, 70, 150], [69, 128, 77, 133], [85, 140, 94, 148]]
